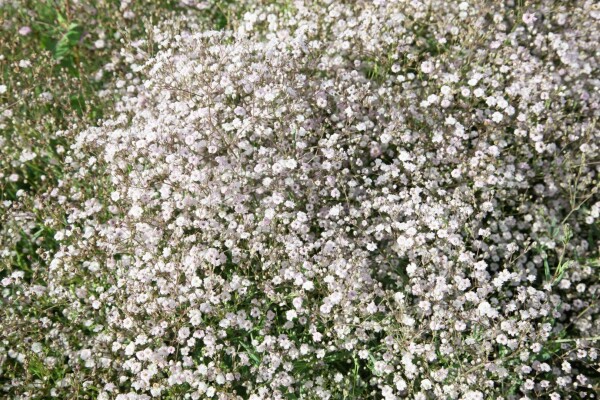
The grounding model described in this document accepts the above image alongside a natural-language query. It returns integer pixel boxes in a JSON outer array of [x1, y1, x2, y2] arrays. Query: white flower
[[319, 303, 332, 314], [31, 342, 43, 353], [285, 310, 297, 321], [18, 26, 32, 36], [124, 342, 135, 356], [454, 321, 466, 331], [292, 297, 303, 309], [178, 327, 190, 340], [366, 302, 378, 314], [396, 378, 407, 391], [477, 301, 499, 318], [122, 318, 133, 329], [128, 205, 143, 218], [420, 61, 434, 74], [491, 111, 503, 123], [80, 349, 92, 360], [522, 12, 537, 25]]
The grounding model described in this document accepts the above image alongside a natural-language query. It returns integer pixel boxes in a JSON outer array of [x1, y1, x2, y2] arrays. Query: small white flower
[[80, 349, 92, 360], [31, 342, 43, 353], [420, 61, 434, 74], [128, 205, 143, 218], [18, 26, 32, 36], [124, 342, 135, 356], [285, 309, 297, 321], [366, 302, 378, 314], [522, 12, 537, 25]]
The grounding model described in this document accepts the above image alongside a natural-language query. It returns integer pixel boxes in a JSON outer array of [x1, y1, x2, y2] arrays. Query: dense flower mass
[[2, 0, 600, 399]]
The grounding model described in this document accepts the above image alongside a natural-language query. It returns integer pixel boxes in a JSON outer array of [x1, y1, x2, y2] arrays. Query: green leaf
[[239, 341, 261, 366], [553, 260, 572, 285], [56, 11, 68, 27], [54, 23, 82, 60]]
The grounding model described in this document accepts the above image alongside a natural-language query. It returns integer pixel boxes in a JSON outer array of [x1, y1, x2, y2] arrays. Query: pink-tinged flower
[[18, 26, 32, 36], [522, 12, 537, 26]]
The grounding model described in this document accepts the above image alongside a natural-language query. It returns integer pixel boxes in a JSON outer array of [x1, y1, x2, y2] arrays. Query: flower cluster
[[2, 1, 599, 399]]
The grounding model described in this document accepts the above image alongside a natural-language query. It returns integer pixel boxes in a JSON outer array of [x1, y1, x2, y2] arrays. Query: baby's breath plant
[[0, 1, 244, 398], [2, 0, 600, 399]]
